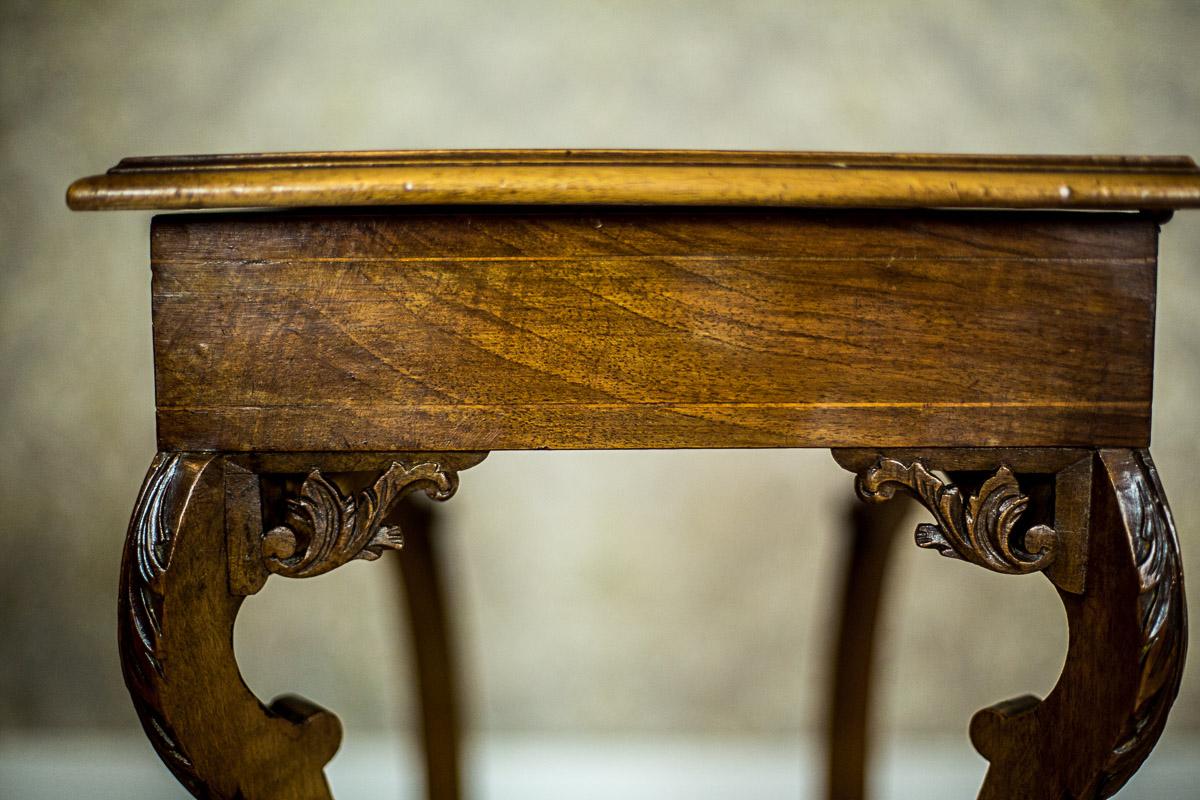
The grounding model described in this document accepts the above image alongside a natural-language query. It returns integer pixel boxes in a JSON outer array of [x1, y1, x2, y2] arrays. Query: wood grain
[[121, 452, 482, 799], [67, 149, 1200, 211], [970, 450, 1186, 798], [841, 448, 1187, 799], [89, 149, 1191, 799], [150, 208, 1157, 451], [835, 447, 1090, 593], [120, 453, 341, 799], [832, 447, 1092, 474]]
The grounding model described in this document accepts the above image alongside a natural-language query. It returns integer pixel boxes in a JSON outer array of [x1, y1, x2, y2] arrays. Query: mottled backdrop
[[2, 0, 1198, 781]]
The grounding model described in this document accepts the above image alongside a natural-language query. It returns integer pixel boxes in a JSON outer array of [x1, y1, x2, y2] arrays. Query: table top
[[67, 150, 1200, 212]]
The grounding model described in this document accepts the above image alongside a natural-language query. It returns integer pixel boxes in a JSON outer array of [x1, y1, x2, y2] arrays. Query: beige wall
[[2, 0, 1198, 750]]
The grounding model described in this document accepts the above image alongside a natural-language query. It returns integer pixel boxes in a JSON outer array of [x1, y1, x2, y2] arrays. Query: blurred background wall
[[2, 0, 1198, 797]]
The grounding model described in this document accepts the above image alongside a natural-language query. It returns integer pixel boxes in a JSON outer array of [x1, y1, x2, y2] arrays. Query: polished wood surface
[[71, 150, 1192, 800], [842, 448, 1186, 799], [121, 452, 483, 800], [150, 208, 1156, 451], [120, 454, 341, 798], [67, 149, 1200, 211]]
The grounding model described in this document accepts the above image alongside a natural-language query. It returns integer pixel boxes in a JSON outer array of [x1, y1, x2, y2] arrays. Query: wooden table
[[69, 151, 1199, 799]]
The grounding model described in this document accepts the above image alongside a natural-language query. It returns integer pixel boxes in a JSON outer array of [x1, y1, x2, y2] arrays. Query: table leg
[[392, 497, 463, 800], [118, 452, 480, 800], [843, 448, 1186, 799], [825, 496, 909, 800]]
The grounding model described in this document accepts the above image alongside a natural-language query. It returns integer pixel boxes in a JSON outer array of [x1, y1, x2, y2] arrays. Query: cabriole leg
[[836, 448, 1186, 799], [118, 452, 484, 800], [392, 496, 463, 800], [825, 496, 909, 800]]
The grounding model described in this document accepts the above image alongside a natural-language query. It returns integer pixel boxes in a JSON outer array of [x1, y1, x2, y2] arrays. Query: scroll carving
[[1094, 449, 1187, 796], [120, 453, 482, 798], [847, 450, 1187, 798], [263, 461, 459, 579], [119, 453, 215, 797], [856, 457, 1056, 574]]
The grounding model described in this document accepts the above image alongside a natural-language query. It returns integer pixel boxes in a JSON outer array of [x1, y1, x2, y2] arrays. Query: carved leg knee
[[119, 452, 484, 800], [838, 448, 1186, 800]]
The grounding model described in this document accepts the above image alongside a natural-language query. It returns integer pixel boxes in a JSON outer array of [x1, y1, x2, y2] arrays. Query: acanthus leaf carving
[[856, 457, 1056, 575], [120, 453, 215, 797], [1096, 449, 1187, 795], [263, 461, 458, 579]]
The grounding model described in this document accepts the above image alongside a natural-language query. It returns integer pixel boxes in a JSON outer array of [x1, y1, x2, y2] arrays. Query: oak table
[[69, 151, 1199, 799]]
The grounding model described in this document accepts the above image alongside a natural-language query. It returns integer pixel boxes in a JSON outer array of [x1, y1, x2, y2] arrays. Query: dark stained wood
[[825, 495, 910, 800], [972, 449, 1187, 798], [391, 497, 463, 800], [226, 451, 488, 474], [82, 149, 1192, 799], [836, 447, 1092, 593], [843, 449, 1187, 798], [225, 453, 486, 597], [856, 458, 1059, 577], [120, 453, 341, 799], [150, 209, 1157, 452], [67, 149, 1200, 211], [260, 462, 457, 579], [121, 453, 482, 800], [832, 447, 1092, 474], [1049, 455, 1093, 596]]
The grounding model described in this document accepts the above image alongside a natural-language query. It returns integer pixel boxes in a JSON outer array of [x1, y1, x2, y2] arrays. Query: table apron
[[148, 208, 1157, 451]]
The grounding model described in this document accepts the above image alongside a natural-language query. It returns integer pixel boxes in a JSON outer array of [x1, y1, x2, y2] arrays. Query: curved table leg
[[971, 450, 1186, 799], [392, 497, 463, 800], [825, 495, 909, 800], [842, 448, 1186, 799], [118, 452, 482, 800]]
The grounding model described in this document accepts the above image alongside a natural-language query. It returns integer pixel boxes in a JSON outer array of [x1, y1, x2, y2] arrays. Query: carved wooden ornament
[[847, 450, 1186, 798], [263, 461, 458, 579], [968, 450, 1187, 798], [856, 457, 1056, 574], [122, 453, 212, 794], [120, 454, 474, 799], [1091, 451, 1187, 794]]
